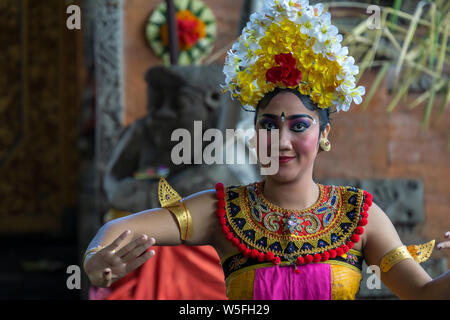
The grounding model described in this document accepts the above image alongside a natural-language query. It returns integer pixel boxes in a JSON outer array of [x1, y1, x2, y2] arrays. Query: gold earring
[[319, 138, 331, 152]]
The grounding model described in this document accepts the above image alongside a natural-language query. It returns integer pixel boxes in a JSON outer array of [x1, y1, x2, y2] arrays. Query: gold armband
[[158, 177, 193, 241], [380, 240, 435, 273]]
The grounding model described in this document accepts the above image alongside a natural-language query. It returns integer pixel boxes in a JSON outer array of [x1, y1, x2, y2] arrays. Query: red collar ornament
[[215, 182, 372, 267]]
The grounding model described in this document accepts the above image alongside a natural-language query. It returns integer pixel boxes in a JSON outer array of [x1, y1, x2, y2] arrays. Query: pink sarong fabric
[[253, 264, 332, 300]]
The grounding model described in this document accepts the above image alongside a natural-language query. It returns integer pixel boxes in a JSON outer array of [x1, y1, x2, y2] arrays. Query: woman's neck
[[262, 175, 319, 211]]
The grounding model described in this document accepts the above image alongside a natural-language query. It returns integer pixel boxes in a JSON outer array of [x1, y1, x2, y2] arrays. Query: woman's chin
[[264, 167, 298, 183]]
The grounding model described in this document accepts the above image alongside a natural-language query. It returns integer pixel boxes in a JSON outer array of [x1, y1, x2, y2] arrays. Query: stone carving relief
[[103, 65, 259, 213]]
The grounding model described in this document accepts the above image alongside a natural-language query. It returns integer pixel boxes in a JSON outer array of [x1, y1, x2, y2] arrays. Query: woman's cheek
[[293, 133, 318, 155]]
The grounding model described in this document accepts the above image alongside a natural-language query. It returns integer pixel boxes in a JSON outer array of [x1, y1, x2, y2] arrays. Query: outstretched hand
[[437, 231, 450, 251], [84, 230, 156, 288]]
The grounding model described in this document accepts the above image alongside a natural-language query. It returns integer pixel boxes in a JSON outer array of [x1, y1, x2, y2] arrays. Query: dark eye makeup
[[258, 118, 278, 130], [289, 119, 311, 132], [257, 114, 313, 132]]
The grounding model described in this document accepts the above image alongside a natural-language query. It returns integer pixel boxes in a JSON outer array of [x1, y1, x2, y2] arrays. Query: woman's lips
[[279, 156, 295, 163]]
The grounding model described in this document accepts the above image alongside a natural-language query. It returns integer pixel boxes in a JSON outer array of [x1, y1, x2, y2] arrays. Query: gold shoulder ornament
[[158, 177, 193, 241], [380, 240, 435, 273]]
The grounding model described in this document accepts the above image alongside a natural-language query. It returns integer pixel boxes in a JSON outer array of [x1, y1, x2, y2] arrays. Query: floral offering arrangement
[[146, 0, 216, 65]]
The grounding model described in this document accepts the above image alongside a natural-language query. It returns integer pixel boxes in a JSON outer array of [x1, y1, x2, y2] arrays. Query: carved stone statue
[[103, 65, 259, 214]]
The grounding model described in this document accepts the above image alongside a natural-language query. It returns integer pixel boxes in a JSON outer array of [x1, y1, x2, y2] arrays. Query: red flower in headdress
[[266, 53, 302, 87]]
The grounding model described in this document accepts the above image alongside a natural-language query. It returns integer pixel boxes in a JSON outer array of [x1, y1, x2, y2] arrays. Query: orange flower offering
[[160, 10, 206, 50]]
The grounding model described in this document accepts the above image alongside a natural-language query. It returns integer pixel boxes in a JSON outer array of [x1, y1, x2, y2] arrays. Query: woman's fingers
[[121, 238, 156, 262], [125, 250, 156, 274], [115, 234, 149, 258], [104, 230, 131, 253], [437, 241, 450, 250], [102, 268, 113, 287], [437, 231, 450, 250]]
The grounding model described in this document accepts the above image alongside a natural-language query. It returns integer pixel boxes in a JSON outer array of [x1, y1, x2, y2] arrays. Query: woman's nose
[[278, 126, 292, 150]]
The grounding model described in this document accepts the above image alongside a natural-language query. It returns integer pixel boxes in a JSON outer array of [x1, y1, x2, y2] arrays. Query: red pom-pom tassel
[[243, 248, 251, 258], [341, 245, 349, 253], [257, 252, 265, 262], [215, 183, 224, 191], [238, 243, 246, 252], [216, 190, 225, 199], [355, 226, 364, 235], [304, 255, 313, 264], [365, 193, 373, 206], [216, 208, 226, 217], [296, 256, 305, 265], [273, 256, 281, 265], [258, 252, 266, 262], [217, 198, 225, 209], [265, 252, 275, 262], [251, 249, 259, 259], [231, 237, 240, 246], [313, 253, 321, 263], [336, 247, 344, 256], [351, 234, 360, 243], [321, 251, 330, 261], [329, 249, 337, 259], [359, 218, 368, 226]]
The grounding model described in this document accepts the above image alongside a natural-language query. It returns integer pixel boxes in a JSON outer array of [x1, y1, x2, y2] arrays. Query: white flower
[[350, 86, 365, 105], [335, 46, 349, 63], [332, 85, 352, 112], [299, 12, 319, 36], [310, 3, 325, 17], [315, 18, 338, 43], [223, 50, 241, 83], [337, 57, 359, 80]]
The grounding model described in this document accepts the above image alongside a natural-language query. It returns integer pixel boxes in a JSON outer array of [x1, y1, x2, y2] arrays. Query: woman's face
[[255, 92, 328, 182]]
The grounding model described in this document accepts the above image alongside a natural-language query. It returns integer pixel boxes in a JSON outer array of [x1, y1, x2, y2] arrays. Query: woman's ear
[[321, 123, 331, 140]]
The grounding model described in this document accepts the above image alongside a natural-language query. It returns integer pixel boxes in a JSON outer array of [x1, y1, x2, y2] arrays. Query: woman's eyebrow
[[260, 114, 277, 119], [260, 113, 314, 120]]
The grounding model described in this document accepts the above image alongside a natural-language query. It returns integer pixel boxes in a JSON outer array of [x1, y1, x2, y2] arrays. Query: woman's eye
[[291, 122, 310, 132], [260, 120, 277, 130]]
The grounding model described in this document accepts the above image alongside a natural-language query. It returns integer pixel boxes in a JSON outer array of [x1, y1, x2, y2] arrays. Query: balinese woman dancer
[[84, 0, 450, 299]]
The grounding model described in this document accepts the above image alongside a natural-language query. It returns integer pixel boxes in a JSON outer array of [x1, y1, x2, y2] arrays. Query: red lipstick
[[279, 156, 295, 164]]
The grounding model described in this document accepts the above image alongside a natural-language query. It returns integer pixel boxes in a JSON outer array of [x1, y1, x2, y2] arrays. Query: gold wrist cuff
[[158, 177, 193, 241], [380, 240, 435, 273]]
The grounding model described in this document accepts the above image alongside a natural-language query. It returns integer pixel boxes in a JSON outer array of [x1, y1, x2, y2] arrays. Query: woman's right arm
[[83, 189, 220, 287]]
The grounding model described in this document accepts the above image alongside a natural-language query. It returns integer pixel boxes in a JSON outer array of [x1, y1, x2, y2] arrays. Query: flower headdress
[[222, 0, 365, 112]]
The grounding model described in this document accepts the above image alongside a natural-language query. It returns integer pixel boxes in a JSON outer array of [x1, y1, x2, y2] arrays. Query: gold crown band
[[158, 178, 193, 241]]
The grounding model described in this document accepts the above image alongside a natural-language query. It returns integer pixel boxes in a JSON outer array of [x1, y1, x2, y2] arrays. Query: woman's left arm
[[363, 203, 450, 299]]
